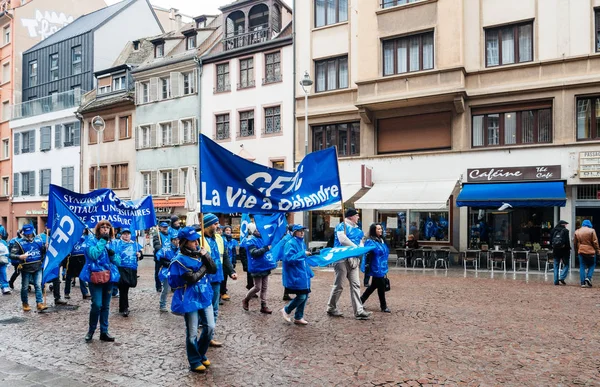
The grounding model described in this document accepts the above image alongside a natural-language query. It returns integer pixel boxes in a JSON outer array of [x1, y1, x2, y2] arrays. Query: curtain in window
[[504, 112, 517, 144], [327, 60, 337, 90], [397, 40, 408, 73], [327, 0, 336, 24], [486, 33, 499, 66], [501, 27, 515, 64], [383, 41, 394, 75], [518, 24, 532, 62], [422, 33, 434, 70], [538, 109, 552, 143], [522, 110, 534, 143], [472, 116, 484, 147], [576, 99, 591, 139], [595, 98, 600, 138], [339, 0, 348, 22], [325, 125, 336, 148], [337, 124, 348, 156], [314, 129, 324, 151], [487, 114, 500, 145], [316, 61, 326, 92], [338, 57, 348, 88], [409, 36, 420, 71], [351, 122, 360, 155], [316, 0, 325, 27]]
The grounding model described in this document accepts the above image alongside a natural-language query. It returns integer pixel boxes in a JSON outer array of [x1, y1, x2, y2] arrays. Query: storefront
[[456, 165, 566, 250], [153, 198, 186, 225], [12, 200, 48, 234], [572, 152, 600, 266]]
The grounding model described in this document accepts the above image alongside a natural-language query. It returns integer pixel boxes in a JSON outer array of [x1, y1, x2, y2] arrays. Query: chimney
[[175, 13, 182, 29]]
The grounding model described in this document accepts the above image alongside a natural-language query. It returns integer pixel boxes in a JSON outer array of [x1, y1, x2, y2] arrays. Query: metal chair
[[535, 249, 550, 271], [434, 249, 450, 269], [544, 251, 559, 274], [395, 248, 408, 268], [512, 249, 529, 273], [463, 250, 479, 270], [412, 249, 426, 268], [489, 250, 506, 272]]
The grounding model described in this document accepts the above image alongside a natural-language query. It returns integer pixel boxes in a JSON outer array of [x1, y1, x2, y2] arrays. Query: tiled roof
[[78, 90, 134, 114]]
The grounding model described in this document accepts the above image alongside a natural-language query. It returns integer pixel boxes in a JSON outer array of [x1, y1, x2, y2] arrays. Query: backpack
[[551, 228, 566, 249]]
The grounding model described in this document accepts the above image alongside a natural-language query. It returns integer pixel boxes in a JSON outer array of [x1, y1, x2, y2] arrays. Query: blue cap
[[159, 222, 169, 227], [22, 224, 35, 235], [121, 228, 131, 234], [177, 226, 200, 241], [292, 224, 308, 232]]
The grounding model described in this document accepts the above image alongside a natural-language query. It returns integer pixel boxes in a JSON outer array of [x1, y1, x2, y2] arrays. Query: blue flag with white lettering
[[200, 134, 341, 214], [305, 246, 376, 268], [254, 213, 288, 246], [42, 193, 86, 285], [239, 213, 252, 248]]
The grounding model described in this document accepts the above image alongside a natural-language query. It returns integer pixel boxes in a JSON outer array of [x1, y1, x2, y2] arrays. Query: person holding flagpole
[[326, 208, 371, 320]]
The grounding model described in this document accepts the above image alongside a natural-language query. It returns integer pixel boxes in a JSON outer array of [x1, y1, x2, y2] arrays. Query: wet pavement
[[0, 260, 599, 386]]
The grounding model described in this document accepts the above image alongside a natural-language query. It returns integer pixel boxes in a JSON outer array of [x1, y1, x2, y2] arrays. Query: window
[[89, 166, 108, 189], [63, 123, 79, 147], [264, 106, 281, 134], [161, 170, 172, 195], [20, 130, 33, 154], [576, 96, 600, 141], [160, 123, 172, 146], [142, 172, 152, 195], [239, 58, 254, 89], [239, 111, 254, 137], [272, 160, 285, 170], [49, 53, 59, 81], [119, 116, 131, 139], [40, 169, 51, 195], [182, 119, 194, 143], [472, 103, 552, 147], [2, 177, 8, 196], [2, 63, 9, 84], [315, 56, 348, 92], [596, 9, 600, 52], [29, 60, 37, 87], [315, 0, 348, 28], [313, 122, 360, 156], [216, 114, 230, 140], [383, 31, 434, 75], [61, 167, 74, 191], [183, 72, 194, 95], [161, 77, 170, 99], [133, 40, 140, 50], [216, 63, 230, 93], [410, 211, 449, 242], [98, 85, 111, 94], [21, 171, 34, 196], [111, 164, 128, 189], [140, 125, 151, 148], [88, 122, 98, 144], [2, 139, 8, 159], [40, 126, 51, 151], [102, 119, 115, 142], [2, 101, 9, 121], [3, 25, 10, 44], [113, 75, 126, 91], [72, 46, 82, 75], [186, 35, 196, 50], [155, 42, 164, 58], [485, 22, 533, 67], [264, 52, 281, 84], [381, 0, 423, 8], [142, 82, 149, 103]]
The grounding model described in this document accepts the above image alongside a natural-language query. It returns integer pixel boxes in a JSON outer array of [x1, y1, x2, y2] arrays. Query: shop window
[[383, 31, 434, 76], [378, 211, 408, 248], [576, 97, 600, 141], [472, 102, 552, 148], [485, 22, 533, 67], [313, 122, 359, 157], [409, 211, 449, 242]]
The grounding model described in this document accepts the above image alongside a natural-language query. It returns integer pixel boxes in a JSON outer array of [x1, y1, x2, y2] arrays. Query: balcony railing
[[12, 88, 83, 120], [223, 24, 273, 51], [262, 74, 282, 85], [213, 83, 231, 94]]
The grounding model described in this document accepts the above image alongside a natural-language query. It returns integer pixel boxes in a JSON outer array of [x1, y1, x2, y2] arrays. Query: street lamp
[[91, 116, 105, 190], [299, 71, 313, 157]]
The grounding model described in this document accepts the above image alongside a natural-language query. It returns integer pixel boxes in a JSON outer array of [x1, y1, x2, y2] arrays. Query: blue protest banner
[[42, 193, 86, 285], [199, 134, 341, 213], [48, 185, 156, 230], [305, 246, 376, 268]]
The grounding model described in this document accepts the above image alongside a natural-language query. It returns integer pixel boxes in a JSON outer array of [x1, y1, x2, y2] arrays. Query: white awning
[[354, 180, 458, 210], [314, 183, 362, 211]]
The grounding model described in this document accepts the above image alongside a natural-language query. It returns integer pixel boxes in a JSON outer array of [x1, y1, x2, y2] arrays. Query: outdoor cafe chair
[[412, 249, 426, 268], [395, 248, 408, 268], [512, 249, 529, 273], [544, 251, 559, 274], [463, 250, 479, 270], [489, 250, 506, 272], [534, 249, 550, 271], [434, 249, 450, 269]]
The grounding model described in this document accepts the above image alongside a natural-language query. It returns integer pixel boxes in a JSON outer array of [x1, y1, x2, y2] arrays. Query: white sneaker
[[280, 308, 291, 323], [2, 288, 11, 295]]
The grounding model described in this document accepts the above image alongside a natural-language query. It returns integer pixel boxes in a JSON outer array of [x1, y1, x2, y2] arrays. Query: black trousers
[[52, 278, 61, 300], [360, 276, 387, 310], [221, 276, 228, 295], [118, 283, 130, 313], [246, 272, 254, 290], [154, 261, 161, 291], [9, 264, 20, 286]]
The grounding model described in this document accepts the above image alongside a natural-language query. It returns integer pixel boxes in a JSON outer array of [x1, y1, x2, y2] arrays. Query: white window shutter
[[150, 124, 157, 147], [151, 170, 158, 195], [191, 68, 197, 94], [134, 81, 140, 105], [192, 117, 198, 143], [171, 168, 179, 195], [134, 126, 140, 150], [170, 72, 181, 97], [172, 120, 180, 145], [149, 78, 158, 102]]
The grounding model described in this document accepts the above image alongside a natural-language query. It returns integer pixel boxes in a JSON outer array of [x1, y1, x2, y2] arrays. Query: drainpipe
[[292, 0, 297, 170], [75, 111, 84, 193], [194, 55, 203, 211]]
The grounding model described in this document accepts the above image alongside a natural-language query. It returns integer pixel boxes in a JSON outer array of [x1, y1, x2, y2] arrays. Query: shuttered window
[[377, 112, 452, 153], [40, 169, 51, 195], [40, 126, 51, 151], [62, 167, 74, 191], [111, 164, 128, 189], [119, 116, 131, 139], [103, 118, 115, 142]]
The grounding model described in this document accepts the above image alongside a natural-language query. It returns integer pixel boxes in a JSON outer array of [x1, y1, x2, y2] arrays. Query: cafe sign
[[579, 151, 600, 179], [467, 165, 561, 182], [155, 207, 172, 214]]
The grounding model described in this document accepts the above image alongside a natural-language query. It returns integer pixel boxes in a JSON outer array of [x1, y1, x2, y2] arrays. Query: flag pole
[[43, 227, 49, 307], [199, 134, 204, 247], [332, 146, 347, 236]]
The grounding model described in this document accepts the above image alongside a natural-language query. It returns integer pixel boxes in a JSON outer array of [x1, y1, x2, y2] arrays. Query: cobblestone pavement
[[1, 260, 599, 386]]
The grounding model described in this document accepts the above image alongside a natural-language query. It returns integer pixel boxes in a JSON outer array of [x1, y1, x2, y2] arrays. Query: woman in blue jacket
[[115, 228, 143, 317], [242, 223, 277, 314], [360, 223, 391, 313], [280, 225, 313, 325], [83, 220, 120, 342]]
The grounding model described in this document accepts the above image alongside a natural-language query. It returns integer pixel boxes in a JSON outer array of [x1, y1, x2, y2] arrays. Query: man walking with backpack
[[574, 220, 599, 288], [551, 220, 571, 286]]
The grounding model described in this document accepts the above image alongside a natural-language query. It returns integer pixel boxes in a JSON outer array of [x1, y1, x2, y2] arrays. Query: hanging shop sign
[[579, 151, 600, 179], [467, 165, 561, 182]]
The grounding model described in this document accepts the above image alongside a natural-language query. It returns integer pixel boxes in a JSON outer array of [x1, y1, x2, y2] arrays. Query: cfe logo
[[46, 215, 76, 260]]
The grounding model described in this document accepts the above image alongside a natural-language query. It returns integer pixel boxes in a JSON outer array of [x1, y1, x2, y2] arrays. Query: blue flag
[[254, 213, 288, 246], [306, 246, 376, 268], [239, 213, 252, 248], [42, 193, 86, 285], [200, 134, 342, 214]]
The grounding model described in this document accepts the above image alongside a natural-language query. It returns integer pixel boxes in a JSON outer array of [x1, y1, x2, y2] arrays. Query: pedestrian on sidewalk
[[360, 223, 391, 313], [168, 226, 217, 373], [83, 220, 120, 342], [280, 225, 313, 325], [157, 235, 179, 312], [326, 208, 371, 320], [574, 219, 599, 288], [115, 229, 143, 317], [242, 223, 276, 314], [10, 224, 47, 312], [551, 220, 571, 286]]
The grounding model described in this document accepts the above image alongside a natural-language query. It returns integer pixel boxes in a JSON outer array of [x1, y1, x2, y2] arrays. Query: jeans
[[0, 263, 8, 289], [211, 282, 220, 323], [285, 293, 308, 320], [184, 305, 215, 369], [360, 276, 388, 310], [88, 282, 113, 334], [159, 277, 170, 309], [21, 269, 43, 304], [553, 258, 570, 284], [65, 275, 89, 297], [579, 254, 596, 284]]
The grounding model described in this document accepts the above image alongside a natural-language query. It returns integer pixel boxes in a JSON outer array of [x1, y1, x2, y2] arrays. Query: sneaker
[[293, 318, 309, 325], [64, 294, 71, 299], [585, 278, 592, 288], [209, 339, 223, 347], [2, 288, 11, 295], [559, 279, 567, 285], [280, 308, 292, 323], [327, 309, 344, 317], [201, 359, 211, 367], [355, 311, 371, 320], [242, 299, 249, 311], [221, 294, 230, 301], [382, 308, 391, 313], [55, 299, 67, 305], [160, 307, 169, 313], [582, 284, 590, 288]]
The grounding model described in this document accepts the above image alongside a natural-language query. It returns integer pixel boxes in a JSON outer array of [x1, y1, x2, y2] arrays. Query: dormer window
[[97, 75, 111, 95], [133, 40, 140, 50], [186, 35, 196, 50], [154, 41, 165, 58]]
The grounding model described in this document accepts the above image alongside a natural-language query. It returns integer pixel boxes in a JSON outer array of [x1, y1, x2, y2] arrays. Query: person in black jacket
[[551, 220, 571, 285]]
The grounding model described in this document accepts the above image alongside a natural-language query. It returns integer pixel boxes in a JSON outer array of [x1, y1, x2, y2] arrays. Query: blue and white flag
[[200, 134, 342, 214], [254, 213, 288, 246], [239, 213, 252, 247], [306, 246, 376, 268], [48, 185, 156, 230], [42, 193, 86, 285]]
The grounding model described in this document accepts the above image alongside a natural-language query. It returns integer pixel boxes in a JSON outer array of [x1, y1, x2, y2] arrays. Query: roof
[[78, 90, 135, 115], [25, 0, 136, 53]]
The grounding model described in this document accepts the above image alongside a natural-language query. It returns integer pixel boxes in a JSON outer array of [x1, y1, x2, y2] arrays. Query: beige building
[[296, 0, 600, 263]]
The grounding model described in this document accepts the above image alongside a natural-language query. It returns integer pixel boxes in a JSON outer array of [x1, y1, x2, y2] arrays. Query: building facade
[[296, 0, 600, 265]]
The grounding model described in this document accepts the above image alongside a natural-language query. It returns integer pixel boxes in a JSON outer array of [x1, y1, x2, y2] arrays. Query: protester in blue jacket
[[0, 238, 10, 295], [82, 220, 120, 343], [64, 230, 90, 300], [157, 235, 179, 312], [242, 222, 277, 314], [153, 222, 171, 292], [280, 225, 313, 325], [360, 223, 390, 313], [220, 225, 239, 301], [115, 229, 143, 317], [168, 226, 217, 373]]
